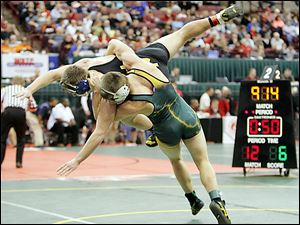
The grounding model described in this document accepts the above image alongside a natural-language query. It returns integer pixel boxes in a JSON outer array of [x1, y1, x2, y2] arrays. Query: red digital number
[[261, 119, 270, 134], [243, 145, 260, 161], [249, 119, 258, 134], [271, 119, 280, 134]]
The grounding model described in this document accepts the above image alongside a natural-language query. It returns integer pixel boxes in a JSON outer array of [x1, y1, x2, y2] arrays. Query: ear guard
[[60, 80, 91, 96], [101, 84, 130, 104]]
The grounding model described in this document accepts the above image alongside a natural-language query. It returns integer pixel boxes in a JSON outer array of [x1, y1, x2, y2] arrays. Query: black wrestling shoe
[[220, 4, 244, 22], [16, 162, 23, 168], [191, 198, 205, 215], [209, 200, 231, 224], [145, 134, 158, 147]]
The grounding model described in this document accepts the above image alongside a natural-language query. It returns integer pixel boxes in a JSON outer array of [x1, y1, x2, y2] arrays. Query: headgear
[[60, 80, 91, 96], [101, 84, 130, 104]]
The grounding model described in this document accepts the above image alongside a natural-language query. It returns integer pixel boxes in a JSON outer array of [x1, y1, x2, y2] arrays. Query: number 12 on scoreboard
[[242, 145, 288, 161]]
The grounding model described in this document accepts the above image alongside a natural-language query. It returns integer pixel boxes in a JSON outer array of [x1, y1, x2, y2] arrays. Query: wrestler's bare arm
[[107, 39, 168, 82], [92, 93, 152, 130], [106, 39, 141, 70], [121, 114, 152, 130], [74, 99, 116, 164], [57, 99, 116, 176], [15, 58, 92, 99], [92, 92, 101, 119]]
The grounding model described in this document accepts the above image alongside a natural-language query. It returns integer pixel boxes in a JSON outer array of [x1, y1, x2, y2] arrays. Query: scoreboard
[[232, 66, 297, 174]]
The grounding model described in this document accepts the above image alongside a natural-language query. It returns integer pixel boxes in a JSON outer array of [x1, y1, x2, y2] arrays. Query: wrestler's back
[[86, 43, 171, 78]]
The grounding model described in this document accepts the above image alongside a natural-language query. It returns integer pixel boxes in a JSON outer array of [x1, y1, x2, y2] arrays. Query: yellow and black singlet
[[127, 68, 201, 146], [88, 43, 171, 79]]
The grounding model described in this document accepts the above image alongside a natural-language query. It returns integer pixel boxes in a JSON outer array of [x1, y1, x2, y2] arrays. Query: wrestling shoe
[[145, 134, 158, 147], [209, 200, 231, 224], [220, 4, 244, 22], [191, 198, 205, 215], [16, 162, 23, 168]]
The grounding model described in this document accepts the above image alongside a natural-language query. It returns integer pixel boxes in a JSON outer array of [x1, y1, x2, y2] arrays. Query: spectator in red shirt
[[230, 39, 251, 58], [218, 86, 231, 117], [208, 97, 221, 118]]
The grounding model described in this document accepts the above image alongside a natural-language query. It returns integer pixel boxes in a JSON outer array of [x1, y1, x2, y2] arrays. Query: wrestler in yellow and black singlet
[[87, 43, 170, 78], [87, 42, 201, 146], [127, 68, 201, 146]]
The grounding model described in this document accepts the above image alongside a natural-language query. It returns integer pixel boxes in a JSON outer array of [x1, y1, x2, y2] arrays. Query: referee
[[1, 76, 36, 168]]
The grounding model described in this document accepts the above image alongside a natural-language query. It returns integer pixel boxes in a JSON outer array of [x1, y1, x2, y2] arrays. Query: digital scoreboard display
[[232, 71, 297, 170]]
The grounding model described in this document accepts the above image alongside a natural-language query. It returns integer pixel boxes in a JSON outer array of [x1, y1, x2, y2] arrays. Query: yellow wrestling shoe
[[145, 134, 158, 147], [209, 200, 231, 224], [220, 4, 244, 22]]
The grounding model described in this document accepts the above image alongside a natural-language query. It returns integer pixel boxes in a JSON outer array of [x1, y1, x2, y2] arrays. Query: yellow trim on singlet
[[169, 107, 200, 129], [152, 97, 200, 129], [128, 69, 169, 89], [142, 58, 159, 67]]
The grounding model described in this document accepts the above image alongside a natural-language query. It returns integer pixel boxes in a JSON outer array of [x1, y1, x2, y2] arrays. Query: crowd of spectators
[[1, 1, 299, 147], [1, 1, 299, 63], [1, 14, 32, 53], [191, 85, 238, 119]]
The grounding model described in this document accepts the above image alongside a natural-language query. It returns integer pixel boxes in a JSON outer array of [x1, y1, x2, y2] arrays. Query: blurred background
[[1, 1, 299, 147]]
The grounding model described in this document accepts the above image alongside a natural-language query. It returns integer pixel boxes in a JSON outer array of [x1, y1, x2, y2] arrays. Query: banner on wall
[[222, 116, 237, 144], [1, 53, 49, 78]]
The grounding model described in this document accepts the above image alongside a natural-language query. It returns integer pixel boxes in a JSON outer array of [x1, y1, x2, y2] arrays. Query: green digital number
[[278, 146, 287, 161]]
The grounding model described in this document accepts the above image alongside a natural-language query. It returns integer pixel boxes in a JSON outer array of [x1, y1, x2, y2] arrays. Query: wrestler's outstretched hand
[[56, 159, 80, 176], [14, 88, 32, 100]]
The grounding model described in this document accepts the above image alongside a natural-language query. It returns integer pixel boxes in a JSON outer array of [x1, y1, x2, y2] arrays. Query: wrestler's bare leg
[[153, 4, 243, 58], [157, 139, 204, 215]]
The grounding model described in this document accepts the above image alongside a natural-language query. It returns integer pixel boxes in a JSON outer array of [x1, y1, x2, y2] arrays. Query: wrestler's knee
[[169, 157, 184, 168]]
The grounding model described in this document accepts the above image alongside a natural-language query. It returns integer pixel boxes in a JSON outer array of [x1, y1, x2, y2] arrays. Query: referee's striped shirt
[[1, 85, 34, 110]]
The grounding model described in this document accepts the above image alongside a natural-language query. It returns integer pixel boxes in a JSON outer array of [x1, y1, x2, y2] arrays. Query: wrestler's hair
[[99, 71, 128, 101], [61, 65, 89, 85]]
